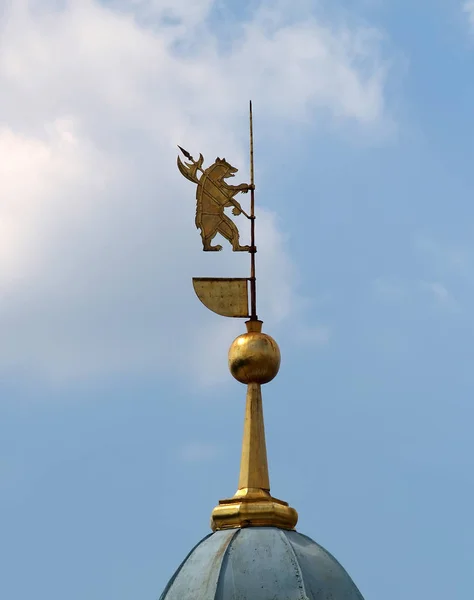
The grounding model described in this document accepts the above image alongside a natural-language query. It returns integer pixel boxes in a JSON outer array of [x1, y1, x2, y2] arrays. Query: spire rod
[[249, 100, 258, 320]]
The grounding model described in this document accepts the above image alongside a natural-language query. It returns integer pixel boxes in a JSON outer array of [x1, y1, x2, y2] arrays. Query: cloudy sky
[[1, 0, 474, 598]]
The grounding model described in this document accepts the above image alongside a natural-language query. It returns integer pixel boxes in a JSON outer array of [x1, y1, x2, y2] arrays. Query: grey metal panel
[[215, 527, 306, 600], [285, 531, 365, 600], [159, 534, 213, 600], [165, 530, 238, 600], [161, 528, 365, 600]]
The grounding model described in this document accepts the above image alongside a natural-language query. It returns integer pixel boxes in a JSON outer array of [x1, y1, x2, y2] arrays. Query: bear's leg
[[202, 231, 222, 251], [198, 220, 222, 251], [219, 216, 250, 252]]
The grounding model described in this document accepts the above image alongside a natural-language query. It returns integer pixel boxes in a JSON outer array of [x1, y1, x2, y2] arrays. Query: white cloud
[[294, 325, 332, 346], [374, 236, 466, 315], [414, 234, 472, 279], [179, 442, 219, 463], [421, 281, 450, 303], [419, 281, 459, 313], [373, 276, 458, 313], [463, 1, 474, 31], [0, 0, 391, 384], [413, 234, 474, 315], [373, 276, 409, 302]]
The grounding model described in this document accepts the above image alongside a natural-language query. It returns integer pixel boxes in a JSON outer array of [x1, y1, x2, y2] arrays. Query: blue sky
[[1, 0, 474, 598]]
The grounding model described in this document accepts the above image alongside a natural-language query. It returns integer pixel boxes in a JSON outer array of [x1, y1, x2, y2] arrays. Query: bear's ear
[[216, 157, 220, 162]]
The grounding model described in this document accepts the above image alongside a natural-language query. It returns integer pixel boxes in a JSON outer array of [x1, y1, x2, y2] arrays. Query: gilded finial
[[210, 319, 297, 531], [177, 102, 297, 531]]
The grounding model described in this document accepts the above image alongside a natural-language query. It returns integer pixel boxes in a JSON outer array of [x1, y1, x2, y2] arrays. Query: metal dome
[[160, 527, 364, 600]]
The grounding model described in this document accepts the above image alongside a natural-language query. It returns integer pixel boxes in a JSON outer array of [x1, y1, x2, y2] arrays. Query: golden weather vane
[[176, 102, 297, 532], [177, 101, 258, 321]]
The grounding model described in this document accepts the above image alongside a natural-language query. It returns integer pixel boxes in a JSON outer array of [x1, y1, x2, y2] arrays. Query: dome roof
[[160, 527, 364, 600]]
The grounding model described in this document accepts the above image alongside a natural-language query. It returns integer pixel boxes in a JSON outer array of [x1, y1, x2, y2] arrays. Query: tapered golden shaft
[[238, 383, 270, 492]]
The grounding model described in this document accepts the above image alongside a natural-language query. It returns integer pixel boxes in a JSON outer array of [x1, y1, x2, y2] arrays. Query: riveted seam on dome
[[214, 529, 242, 600], [278, 529, 308, 600], [288, 532, 365, 600], [159, 533, 213, 600]]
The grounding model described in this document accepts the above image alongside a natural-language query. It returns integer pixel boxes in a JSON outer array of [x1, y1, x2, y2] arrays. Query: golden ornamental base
[[211, 488, 298, 532]]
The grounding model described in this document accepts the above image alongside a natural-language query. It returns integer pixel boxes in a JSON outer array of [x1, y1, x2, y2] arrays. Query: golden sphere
[[228, 330, 281, 384]]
